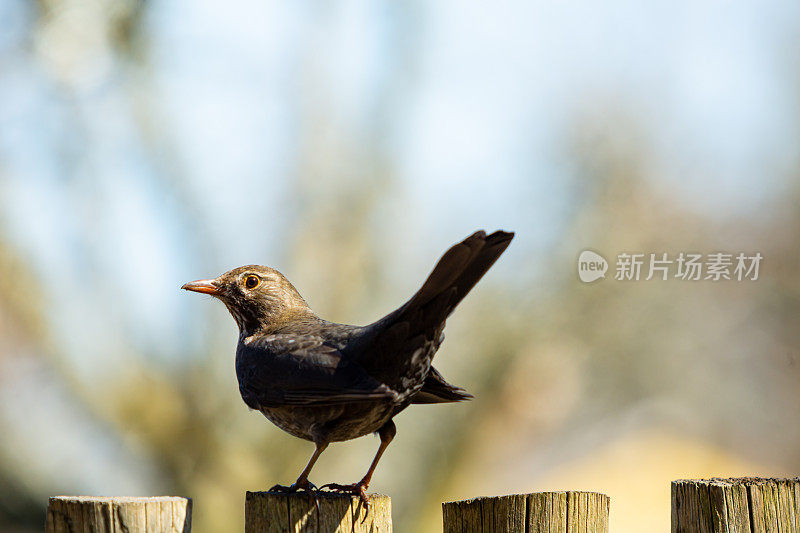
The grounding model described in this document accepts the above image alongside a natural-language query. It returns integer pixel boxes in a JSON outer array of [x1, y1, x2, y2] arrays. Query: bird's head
[[181, 265, 311, 335]]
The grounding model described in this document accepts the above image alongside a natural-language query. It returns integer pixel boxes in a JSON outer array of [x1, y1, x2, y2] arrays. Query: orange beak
[[181, 279, 222, 296]]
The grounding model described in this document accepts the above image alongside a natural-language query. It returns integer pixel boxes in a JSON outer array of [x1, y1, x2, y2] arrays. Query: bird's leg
[[321, 420, 396, 509], [270, 442, 328, 493]]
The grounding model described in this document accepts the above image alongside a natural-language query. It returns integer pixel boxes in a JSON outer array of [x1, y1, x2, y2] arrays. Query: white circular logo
[[578, 250, 608, 283]]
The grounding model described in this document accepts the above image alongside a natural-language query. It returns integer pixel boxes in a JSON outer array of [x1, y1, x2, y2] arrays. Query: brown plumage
[[181, 229, 513, 504]]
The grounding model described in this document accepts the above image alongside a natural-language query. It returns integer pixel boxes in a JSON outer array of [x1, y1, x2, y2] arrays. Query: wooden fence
[[45, 477, 800, 532]]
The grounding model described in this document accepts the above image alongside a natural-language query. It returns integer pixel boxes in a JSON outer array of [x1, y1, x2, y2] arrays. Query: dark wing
[[351, 230, 514, 392], [410, 366, 473, 404], [236, 334, 397, 409]]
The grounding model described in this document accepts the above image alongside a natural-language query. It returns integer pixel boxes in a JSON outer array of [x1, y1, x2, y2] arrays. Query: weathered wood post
[[672, 477, 800, 532], [245, 491, 392, 532], [442, 491, 609, 533], [46, 496, 191, 532]]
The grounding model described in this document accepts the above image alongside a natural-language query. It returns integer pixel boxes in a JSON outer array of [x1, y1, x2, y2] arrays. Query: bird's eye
[[244, 275, 260, 289]]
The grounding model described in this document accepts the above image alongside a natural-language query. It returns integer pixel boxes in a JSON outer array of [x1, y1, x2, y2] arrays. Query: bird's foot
[[319, 481, 370, 510], [268, 478, 318, 494]]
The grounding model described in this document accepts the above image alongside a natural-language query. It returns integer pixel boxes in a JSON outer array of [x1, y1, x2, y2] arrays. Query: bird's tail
[[355, 230, 514, 390], [407, 229, 514, 315]]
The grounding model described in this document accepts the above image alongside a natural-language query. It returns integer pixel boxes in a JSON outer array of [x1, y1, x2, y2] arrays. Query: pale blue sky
[[0, 0, 798, 374]]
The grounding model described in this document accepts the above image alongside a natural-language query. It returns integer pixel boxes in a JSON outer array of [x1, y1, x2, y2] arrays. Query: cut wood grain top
[[672, 477, 800, 533], [46, 495, 192, 533], [245, 491, 392, 533], [443, 491, 609, 533]]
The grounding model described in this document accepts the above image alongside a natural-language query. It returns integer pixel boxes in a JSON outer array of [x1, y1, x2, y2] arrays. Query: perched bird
[[182, 230, 513, 504]]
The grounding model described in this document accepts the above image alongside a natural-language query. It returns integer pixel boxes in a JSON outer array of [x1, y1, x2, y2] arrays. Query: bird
[[181, 229, 514, 505]]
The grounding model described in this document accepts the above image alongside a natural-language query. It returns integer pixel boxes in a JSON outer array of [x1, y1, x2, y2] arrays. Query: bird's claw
[[319, 482, 370, 511], [268, 479, 318, 493]]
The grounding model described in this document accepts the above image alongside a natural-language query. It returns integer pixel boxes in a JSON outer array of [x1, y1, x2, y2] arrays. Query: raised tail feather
[[407, 229, 515, 316], [403, 231, 513, 402]]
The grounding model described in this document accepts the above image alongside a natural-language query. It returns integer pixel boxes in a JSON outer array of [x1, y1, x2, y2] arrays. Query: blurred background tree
[[0, 0, 798, 531]]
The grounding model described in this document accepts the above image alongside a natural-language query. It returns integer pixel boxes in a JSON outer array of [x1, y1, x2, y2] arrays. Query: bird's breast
[[259, 400, 395, 443]]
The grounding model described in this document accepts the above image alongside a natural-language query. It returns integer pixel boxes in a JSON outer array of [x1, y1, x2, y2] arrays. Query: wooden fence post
[[442, 491, 609, 533], [46, 496, 191, 533], [245, 491, 392, 532], [672, 477, 800, 532]]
